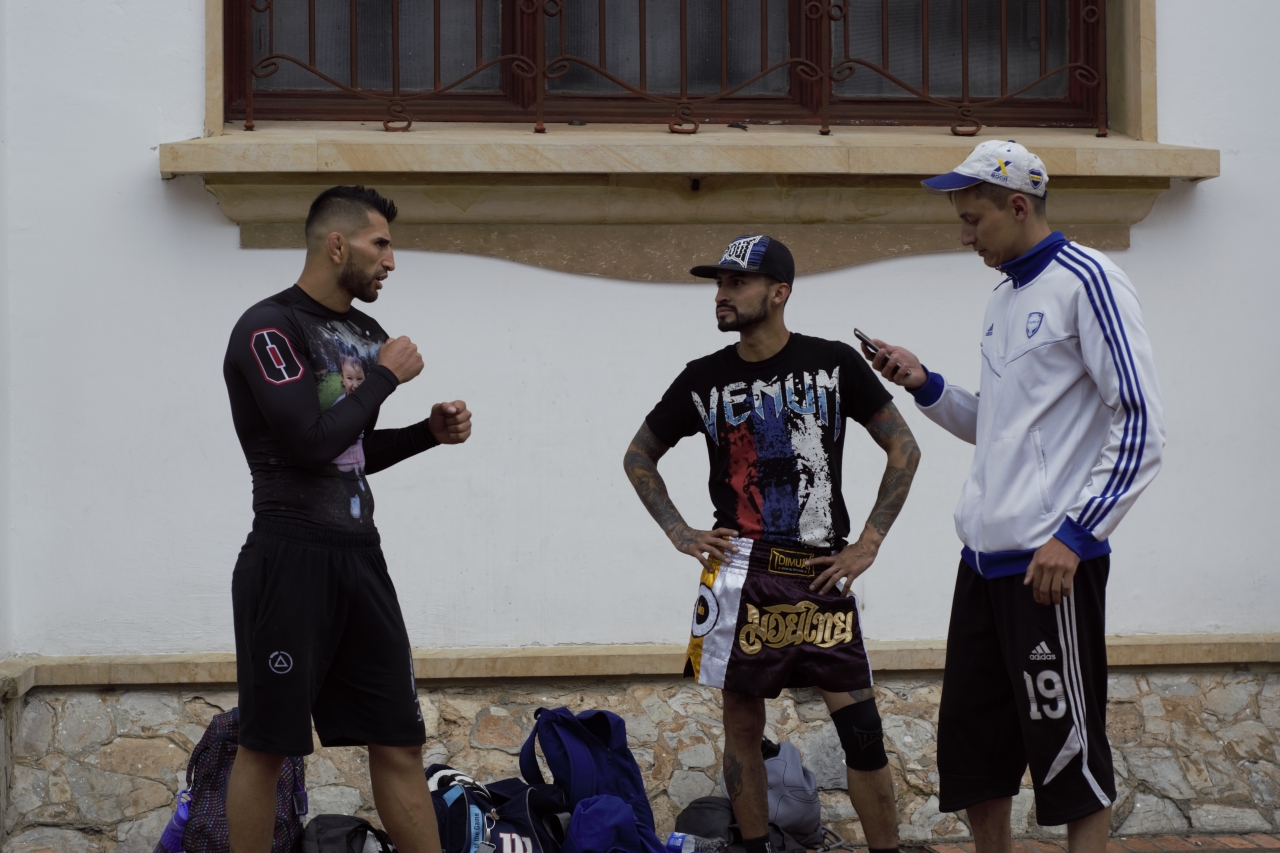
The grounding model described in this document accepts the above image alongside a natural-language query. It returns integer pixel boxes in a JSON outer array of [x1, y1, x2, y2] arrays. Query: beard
[[717, 292, 770, 332], [338, 258, 380, 303]]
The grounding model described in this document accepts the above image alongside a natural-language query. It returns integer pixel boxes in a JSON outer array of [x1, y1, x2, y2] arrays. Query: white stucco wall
[[0, 0, 12, 658], [1, 0, 1274, 656]]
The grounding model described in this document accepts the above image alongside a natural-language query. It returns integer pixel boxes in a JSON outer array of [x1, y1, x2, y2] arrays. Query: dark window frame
[[225, 0, 1106, 136]]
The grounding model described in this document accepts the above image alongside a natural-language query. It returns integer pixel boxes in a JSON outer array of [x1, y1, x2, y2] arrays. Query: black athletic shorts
[[684, 537, 873, 699], [231, 517, 426, 755], [937, 556, 1114, 826]]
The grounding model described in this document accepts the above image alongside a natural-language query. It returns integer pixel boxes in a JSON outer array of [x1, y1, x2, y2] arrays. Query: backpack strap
[[519, 708, 598, 809], [290, 758, 309, 817], [518, 713, 547, 786], [439, 785, 468, 853], [812, 827, 857, 853], [341, 818, 389, 853]]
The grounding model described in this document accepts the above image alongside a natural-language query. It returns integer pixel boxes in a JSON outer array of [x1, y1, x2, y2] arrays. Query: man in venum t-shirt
[[624, 236, 920, 853], [223, 186, 471, 853]]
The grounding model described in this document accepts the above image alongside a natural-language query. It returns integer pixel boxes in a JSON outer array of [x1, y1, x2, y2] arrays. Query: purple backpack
[[179, 708, 308, 853]]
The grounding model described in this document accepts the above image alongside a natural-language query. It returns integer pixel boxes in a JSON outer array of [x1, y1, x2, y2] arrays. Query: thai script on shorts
[[738, 600, 856, 654]]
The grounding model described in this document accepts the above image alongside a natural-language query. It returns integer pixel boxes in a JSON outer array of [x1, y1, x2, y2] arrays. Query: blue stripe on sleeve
[[1057, 246, 1148, 531], [1058, 249, 1139, 529], [1071, 248, 1150, 526], [1053, 251, 1133, 525], [1054, 249, 1140, 530], [1063, 246, 1149, 529], [1061, 253, 1137, 528]]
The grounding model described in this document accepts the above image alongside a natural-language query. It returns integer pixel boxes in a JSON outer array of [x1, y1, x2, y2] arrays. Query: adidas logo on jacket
[[910, 233, 1166, 579]]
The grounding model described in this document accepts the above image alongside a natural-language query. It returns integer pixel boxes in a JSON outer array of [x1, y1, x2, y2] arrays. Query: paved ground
[[924, 836, 1280, 853]]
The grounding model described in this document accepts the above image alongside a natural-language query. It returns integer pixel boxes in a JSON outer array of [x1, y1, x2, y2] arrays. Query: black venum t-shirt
[[223, 286, 438, 530], [646, 333, 892, 550]]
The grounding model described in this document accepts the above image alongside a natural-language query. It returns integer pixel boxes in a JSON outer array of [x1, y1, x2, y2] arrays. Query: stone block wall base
[[5, 668, 1280, 851], [0, 697, 15, 851]]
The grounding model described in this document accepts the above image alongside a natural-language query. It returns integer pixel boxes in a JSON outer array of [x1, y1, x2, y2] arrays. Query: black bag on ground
[[301, 815, 394, 852], [488, 776, 569, 853], [672, 797, 736, 844], [673, 797, 803, 853]]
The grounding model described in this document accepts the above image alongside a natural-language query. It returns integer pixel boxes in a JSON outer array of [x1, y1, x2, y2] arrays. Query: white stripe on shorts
[[1052, 595, 1111, 807], [693, 537, 753, 689]]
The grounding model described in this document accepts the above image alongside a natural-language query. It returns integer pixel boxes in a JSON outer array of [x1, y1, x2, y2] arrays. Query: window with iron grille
[[225, 0, 1106, 135]]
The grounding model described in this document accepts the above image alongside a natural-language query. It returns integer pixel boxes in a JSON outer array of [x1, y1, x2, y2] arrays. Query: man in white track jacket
[[863, 140, 1165, 853]]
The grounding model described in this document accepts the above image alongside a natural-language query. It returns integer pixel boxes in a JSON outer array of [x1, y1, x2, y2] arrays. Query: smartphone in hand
[[853, 328, 879, 356]]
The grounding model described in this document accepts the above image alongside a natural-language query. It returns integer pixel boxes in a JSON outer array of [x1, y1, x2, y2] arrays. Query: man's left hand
[[807, 538, 881, 596], [1024, 537, 1080, 605], [429, 400, 472, 445]]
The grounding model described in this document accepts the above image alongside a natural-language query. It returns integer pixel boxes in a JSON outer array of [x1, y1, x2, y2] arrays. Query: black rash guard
[[223, 285, 438, 530]]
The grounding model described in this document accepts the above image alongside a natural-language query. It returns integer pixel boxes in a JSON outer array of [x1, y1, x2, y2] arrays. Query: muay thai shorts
[[684, 537, 874, 698]]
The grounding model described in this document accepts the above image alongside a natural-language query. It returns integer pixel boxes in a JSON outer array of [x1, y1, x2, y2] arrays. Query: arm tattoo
[[723, 752, 745, 801], [863, 402, 921, 538], [623, 423, 691, 543], [864, 400, 914, 449], [869, 465, 914, 536]]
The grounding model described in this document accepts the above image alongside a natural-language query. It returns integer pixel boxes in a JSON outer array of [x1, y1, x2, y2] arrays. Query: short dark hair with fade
[[304, 185, 398, 243], [968, 181, 1047, 218]]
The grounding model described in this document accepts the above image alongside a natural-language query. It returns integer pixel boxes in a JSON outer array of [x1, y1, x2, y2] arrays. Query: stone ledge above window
[[159, 123, 1219, 281]]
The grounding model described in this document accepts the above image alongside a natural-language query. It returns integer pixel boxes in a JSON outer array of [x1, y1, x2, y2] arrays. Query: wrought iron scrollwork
[[242, 0, 1106, 136]]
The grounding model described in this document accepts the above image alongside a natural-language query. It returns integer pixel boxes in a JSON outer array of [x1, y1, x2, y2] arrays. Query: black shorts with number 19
[[232, 517, 426, 755], [937, 556, 1114, 827]]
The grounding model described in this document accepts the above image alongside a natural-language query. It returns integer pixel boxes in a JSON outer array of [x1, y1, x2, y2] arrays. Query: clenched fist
[[428, 400, 472, 445], [378, 336, 424, 384]]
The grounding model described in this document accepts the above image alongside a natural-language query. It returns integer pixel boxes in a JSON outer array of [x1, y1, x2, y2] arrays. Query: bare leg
[[722, 690, 769, 840], [1066, 806, 1111, 853], [228, 746, 286, 853], [369, 743, 442, 853], [966, 798, 1013, 853], [821, 689, 898, 849]]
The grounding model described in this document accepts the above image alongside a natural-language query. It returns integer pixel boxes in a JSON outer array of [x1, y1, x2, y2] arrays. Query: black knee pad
[[831, 698, 888, 771]]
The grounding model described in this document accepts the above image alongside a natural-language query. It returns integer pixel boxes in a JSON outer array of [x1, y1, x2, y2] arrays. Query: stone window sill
[[162, 121, 1217, 177], [159, 123, 1218, 280]]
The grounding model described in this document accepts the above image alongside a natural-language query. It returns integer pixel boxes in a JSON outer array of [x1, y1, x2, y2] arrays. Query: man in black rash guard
[[223, 186, 471, 853]]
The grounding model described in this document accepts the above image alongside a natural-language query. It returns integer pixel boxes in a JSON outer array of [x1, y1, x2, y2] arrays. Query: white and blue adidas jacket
[[910, 232, 1165, 579]]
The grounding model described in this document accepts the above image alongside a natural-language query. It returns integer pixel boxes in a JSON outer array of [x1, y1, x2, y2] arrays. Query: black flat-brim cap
[[691, 234, 795, 285]]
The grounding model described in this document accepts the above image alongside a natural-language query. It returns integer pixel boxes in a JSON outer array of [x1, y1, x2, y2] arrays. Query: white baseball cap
[[922, 139, 1048, 198]]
